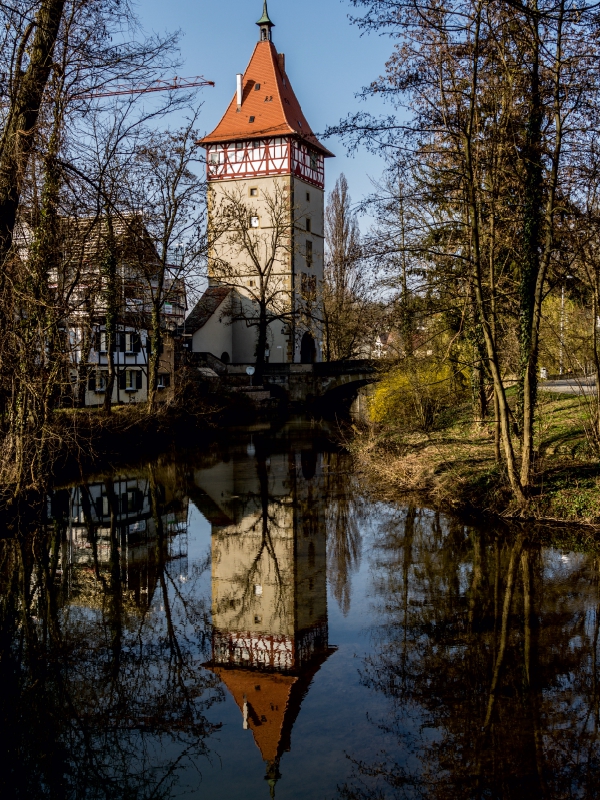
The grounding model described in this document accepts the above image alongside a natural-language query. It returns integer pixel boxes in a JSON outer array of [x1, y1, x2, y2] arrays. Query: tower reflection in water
[[192, 438, 336, 795]]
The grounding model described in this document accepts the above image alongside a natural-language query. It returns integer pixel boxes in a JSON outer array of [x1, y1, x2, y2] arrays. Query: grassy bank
[[353, 389, 600, 526]]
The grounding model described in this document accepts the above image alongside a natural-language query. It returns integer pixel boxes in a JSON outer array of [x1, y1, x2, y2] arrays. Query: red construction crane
[[75, 76, 214, 100]]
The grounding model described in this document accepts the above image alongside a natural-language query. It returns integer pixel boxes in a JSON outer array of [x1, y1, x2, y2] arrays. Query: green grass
[[356, 388, 600, 525]]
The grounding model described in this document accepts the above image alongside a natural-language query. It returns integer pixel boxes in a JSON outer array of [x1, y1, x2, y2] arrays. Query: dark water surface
[[1, 417, 600, 799]]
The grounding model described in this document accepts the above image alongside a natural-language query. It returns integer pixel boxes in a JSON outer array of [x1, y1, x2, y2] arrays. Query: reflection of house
[[49, 473, 189, 610], [187, 2, 333, 366], [192, 439, 335, 794]]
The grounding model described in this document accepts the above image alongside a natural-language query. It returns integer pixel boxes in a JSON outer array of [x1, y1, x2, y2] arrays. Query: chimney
[[236, 73, 243, 110], [278, 53, 285, 75]]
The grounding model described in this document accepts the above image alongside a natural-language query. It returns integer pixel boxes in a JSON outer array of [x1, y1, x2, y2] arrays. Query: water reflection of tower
[[193, 441, 336, 795]]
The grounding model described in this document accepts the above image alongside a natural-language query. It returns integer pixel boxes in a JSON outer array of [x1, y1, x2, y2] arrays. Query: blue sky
[[135, 0, 392, 222]]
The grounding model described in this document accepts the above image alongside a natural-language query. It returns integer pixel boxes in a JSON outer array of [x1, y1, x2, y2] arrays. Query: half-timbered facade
[[191, 2, 334, 365]]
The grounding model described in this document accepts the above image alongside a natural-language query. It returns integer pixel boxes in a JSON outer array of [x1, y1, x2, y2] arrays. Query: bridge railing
[[313, 359, 376, 376]]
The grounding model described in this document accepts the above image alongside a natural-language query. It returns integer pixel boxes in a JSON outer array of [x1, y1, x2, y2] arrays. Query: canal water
[[1, 417, 599, 799]]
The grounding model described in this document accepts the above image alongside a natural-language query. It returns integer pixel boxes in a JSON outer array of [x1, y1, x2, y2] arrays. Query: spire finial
[[256, 1, 275, 42], [265, 759, 281, 798]]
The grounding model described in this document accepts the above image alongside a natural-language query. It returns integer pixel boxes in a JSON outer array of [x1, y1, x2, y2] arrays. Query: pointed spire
[[265, 759, 281, 798], [256, 1, 275, 42]]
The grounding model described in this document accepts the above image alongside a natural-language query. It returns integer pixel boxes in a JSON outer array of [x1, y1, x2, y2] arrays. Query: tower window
[[306, 192, 310, 202], [306, 218, 311, 232], [236, 141, 244, 149], [310, 152, 318, 169], [254, 83, 261, 91], [249, 215, 260, 228], [249, 187, 258, 197], [249, 116, 255, 123], [306, 240, 313, 268]]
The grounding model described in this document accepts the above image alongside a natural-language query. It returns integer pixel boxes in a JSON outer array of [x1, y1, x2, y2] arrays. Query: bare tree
[[322, 174, 374, 361], [209, 183, 296, 381]]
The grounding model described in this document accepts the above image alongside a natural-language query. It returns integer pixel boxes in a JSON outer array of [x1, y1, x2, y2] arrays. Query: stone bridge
[[188, 353, 378, 407]]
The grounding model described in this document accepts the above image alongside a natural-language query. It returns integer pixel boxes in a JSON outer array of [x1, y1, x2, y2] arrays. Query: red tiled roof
[[199, 41, 333, 157]]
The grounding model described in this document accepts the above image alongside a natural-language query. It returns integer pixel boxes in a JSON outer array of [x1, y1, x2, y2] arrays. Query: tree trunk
[[102, 219, 119, 414], [0, 0, 66, 261], [462, 3, 526, 504], [519, 0, 565, 488], [148, 303, 161, 411], [518, 12, 543, 488], [254, 302, 268, 383]]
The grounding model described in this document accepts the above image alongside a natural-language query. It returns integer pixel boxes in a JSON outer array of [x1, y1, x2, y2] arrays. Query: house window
[[306, 191, 310, 202], [125, 370, 139, 391], [99, 331, 107, 353], [254, 584, 263, 596], [124, 333, 133, 353], [249, 215, 260, 228], [306, 240, 313, 268], [249, 187, 258, 197], [249, 116, 255, 123], [254, 83, 261, 91], [163, 302, 173, 315], [306, 218, 311, 232], [89, 371, 107, 392], [158, 373, 171, 389], [236, 141, 244, 149]]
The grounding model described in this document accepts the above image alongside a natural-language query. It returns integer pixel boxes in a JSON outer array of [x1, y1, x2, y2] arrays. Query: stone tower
[[196, 2, 334, 365]]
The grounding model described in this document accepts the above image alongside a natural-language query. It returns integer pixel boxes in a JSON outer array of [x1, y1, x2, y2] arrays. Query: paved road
[[541, 377, 596, 395]]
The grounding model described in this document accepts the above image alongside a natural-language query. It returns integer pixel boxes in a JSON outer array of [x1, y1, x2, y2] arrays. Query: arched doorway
[[300, 332, 316, 364]]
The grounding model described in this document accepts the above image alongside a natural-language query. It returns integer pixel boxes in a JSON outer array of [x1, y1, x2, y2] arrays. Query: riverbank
[[45, 385, 272, 486], [352, 390, 600, 526]]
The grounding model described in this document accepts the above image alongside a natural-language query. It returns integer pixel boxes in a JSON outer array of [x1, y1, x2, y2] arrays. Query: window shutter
[[136, 371, 142, 390], [133, 333, 141, 353], [146, 336, 151, 354], [164, 373, 171, 388], [119, 371, 126, 390], [88, 371, 96, 391], [119, 333, 126, 352]]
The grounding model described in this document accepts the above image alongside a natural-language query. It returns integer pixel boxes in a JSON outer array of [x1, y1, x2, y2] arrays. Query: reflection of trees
[[0, 473, 222, 799], [323, 451, 362, 615], [338, 508, 600, 799]]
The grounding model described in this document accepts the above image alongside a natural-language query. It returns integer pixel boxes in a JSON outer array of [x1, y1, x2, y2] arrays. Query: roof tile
[[199, 42, 333, 157]]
